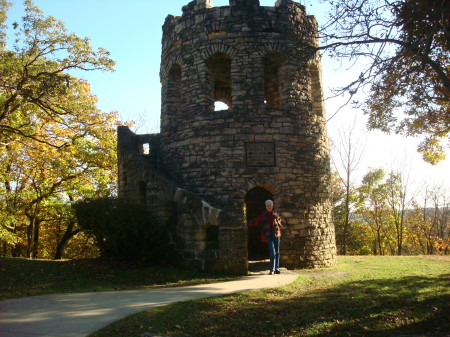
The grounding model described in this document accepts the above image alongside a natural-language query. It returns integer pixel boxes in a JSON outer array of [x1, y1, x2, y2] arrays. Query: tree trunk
[[54, 220, 80, 260], [26, 215, 41, 258], [32, 220, 40, 258], [26, 220, 33, 258], [377, 229, 383, 255], [342, 182, 350, 255]]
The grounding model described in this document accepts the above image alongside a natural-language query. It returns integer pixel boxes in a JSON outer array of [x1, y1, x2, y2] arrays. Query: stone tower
[[118, 0, 336, 274]]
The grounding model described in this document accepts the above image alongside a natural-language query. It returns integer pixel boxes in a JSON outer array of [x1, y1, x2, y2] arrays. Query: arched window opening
[[206, 225, 219, 249], [245, 187, 273, 260], [167, 64, 182, 115], [214, 101, 229, 111], [122, 168, 128, 187], [263, 54, 283, 108], [142, 143, 150, 155], [309, 62, 325, 116], [206, 53, 232, 111]]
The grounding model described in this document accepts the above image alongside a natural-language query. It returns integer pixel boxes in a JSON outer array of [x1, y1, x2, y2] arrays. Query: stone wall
[[118, 0, 336, 274], [118, 126, 246, 273]]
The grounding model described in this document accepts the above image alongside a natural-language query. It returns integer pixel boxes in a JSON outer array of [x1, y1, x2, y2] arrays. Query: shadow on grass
[[0, 257, 235, 299], [94, 274, 450, 337], [286, 274, 450, 337]]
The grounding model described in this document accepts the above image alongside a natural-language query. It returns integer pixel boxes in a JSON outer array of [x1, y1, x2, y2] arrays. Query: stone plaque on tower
[[246, 142, 276, 167]]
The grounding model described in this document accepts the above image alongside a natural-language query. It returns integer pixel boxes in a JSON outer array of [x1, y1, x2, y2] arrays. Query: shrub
[[73, 197, 176, 265]]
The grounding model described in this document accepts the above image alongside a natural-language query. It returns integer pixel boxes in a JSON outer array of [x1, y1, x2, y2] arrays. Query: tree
[[0, 1, 120, 259], [0, 0, 114, 147], [330, 120, 365, 254], [357, 168, 392, 255], [73, 197, 177, 264], [0, 99, 119, 258], [417, 185, 450, 254], [384, 169, 414, 255], [319, 0, 449, 164]]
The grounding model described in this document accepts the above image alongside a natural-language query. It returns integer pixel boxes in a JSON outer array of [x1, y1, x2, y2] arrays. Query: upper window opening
[[206, 53, 232, 111], [263, 53, 283, 108], [309, 63, 325, 117], [138, 181, 147, 204], [167, 64, 182, 115], [310, 65, 323, 100], [214, 101, 229, 111], [122, 170, 128, 186], [142, 143, 150, 155]]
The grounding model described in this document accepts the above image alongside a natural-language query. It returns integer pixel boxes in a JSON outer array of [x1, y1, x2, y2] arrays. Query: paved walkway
[[0, 272, 297, 337]]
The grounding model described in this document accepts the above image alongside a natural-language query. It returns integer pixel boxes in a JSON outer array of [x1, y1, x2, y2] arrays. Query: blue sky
[[8, 0, 328, 132], [5, 0, 450, 195]]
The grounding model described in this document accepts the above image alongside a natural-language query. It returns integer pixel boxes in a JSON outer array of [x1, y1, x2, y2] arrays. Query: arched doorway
[[245, 187, 273, 260]]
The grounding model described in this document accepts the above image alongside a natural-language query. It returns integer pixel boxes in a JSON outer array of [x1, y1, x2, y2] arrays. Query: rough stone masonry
[[118, 0, 337, 274]]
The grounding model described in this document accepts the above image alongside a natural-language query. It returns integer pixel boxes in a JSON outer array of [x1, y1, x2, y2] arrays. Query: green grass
[[0, 257, 237, 299], [89, 256, 450, 337]]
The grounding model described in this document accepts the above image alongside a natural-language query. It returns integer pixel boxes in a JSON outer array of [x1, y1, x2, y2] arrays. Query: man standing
[[248, 200, 282, 274]]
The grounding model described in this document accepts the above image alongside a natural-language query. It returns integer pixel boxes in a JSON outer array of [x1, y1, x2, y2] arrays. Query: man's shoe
[[269, 271, 274, 275], [275, 270, 281, 274]]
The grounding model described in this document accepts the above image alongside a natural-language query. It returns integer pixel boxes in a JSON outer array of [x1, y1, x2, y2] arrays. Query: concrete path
[[0, 272, 297, 337]]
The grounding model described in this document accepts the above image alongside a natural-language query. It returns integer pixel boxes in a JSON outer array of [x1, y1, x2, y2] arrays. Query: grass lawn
[[89, 256, 450, 337], [0, 257, 236, 299]]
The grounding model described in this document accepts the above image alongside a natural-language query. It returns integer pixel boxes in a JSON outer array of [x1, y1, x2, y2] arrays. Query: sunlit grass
[[89, 256, 450, 337]]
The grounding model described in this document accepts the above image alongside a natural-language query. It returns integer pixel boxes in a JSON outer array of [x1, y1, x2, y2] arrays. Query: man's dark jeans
[[268, 231, 280, 272]]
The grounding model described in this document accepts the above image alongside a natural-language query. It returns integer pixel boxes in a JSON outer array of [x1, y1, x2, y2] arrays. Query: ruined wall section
[[117, 126, 242, 272]]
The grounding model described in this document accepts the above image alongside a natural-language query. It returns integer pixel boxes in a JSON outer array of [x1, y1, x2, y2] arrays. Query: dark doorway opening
[[245, 187, 273, 260]]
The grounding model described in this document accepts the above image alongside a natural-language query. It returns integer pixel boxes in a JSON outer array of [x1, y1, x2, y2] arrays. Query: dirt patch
[[419, 255, 450, 262], [296, 270, 349, 278]]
